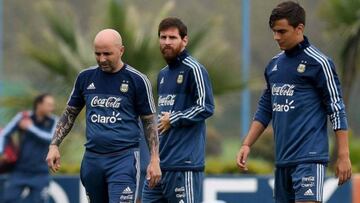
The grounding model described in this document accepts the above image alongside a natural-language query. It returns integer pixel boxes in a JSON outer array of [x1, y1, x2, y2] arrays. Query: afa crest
[[120, 83, 129, 93], [297, 63, 306, 73], [177, 74, 183, 84]]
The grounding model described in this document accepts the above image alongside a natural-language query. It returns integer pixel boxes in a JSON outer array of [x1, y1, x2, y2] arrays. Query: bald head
[[93, 29, 125, 73], [94, 29, 123, 46]]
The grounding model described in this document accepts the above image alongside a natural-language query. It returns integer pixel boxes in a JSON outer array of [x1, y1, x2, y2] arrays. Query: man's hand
[[236, 145, 251, 171], [146, 157, 162, 189], [335, 155, 352, 185], [18, 118, 32, 130], [46, 145, 61, 173], [158, 112, 171, 135]]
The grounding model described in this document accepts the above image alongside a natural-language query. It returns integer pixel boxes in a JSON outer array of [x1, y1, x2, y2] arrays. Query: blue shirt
[[0, 111, 57, 174], [68, 65, 156, 154], [255, 37, 348, 166], [157, 50, 215, 171]]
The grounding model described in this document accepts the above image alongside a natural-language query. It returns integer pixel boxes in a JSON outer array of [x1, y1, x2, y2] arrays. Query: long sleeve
[[0, 112, 22, 153], [28, 117, 58, 141], [169, 63, 214, 127], [254, 72, 272, 127], [314, 58, 348, 130]]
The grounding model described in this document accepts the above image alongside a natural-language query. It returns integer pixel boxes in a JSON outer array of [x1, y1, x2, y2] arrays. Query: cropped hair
[[158, 17, 187, 39], [269, 1, 305, 28]]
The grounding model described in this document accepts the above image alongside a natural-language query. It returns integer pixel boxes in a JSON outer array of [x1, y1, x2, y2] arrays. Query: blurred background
[[0, 0, 359, 202]]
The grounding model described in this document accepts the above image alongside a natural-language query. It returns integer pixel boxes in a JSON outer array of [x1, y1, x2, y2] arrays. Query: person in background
[[0, 93, 57, 203]]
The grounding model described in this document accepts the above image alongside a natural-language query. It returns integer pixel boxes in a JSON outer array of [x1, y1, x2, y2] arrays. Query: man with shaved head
[[46, 29, 161, 202]]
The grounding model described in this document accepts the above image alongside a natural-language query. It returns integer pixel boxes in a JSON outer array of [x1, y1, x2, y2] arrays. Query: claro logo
[[273, 99, 295, 112], [90, 111, 122, 124]]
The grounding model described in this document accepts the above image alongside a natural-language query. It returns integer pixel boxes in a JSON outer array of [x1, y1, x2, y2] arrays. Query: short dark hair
[[269, 1, 305, 28], [158, 17, 187, 39], [33, 93, 51, 112]]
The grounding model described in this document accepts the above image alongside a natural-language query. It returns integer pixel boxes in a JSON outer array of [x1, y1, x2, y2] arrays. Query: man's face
[[271, 19, 303, 51], [38, 96, 55, 116], [94, 42, 124, 73], [159, 27, 188, 62]]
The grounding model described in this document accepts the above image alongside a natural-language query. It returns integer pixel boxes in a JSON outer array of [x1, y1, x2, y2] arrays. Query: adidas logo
[[87, 83, 96, 90], [160, 77, 164, 84], [122, 186, 132, 194], [271, 64, 278, 72], [304, 188, 314, 196]]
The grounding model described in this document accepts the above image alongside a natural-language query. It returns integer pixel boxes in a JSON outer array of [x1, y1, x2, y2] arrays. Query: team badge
[[120, 83, 129, 93], [297, 63, 306, 73], [177, 74, 183, 84]]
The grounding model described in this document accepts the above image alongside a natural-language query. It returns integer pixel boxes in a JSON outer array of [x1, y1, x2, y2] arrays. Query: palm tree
[[320, 0, 360, 104], [19, 0, 242, 95]]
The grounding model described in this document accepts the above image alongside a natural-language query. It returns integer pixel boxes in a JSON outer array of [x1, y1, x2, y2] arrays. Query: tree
[[20, 0, 242, 95], [320, 0, 360, 104]]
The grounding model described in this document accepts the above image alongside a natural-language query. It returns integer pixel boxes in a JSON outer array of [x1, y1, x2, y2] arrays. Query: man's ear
[[297, 23, 305, 35], [119, 45, 125, 55], [183, 35, 189, 46], [121, 45, 125, 51]]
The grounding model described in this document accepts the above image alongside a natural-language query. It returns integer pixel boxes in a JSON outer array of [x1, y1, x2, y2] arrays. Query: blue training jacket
[[0, 111, 57, 174], [254, 36, 348, 166], [157, 50, 215, 171]]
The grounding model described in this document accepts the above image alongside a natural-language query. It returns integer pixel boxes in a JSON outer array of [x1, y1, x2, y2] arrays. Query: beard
[[160, 45, 183, 64]]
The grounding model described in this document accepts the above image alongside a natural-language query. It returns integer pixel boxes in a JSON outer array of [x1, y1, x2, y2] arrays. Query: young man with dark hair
[[0, 93, 57, 202], [46, 29, 161, 203], [236, 1, 351, 203], [142, 17, 215, 203]]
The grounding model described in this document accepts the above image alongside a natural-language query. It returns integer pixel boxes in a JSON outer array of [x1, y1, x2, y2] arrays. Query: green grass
[[220, 136, 241, 162], [205, 136, 273, 175]]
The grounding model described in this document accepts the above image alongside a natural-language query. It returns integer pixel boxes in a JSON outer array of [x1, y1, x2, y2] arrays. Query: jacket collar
[[167, 49, 189, 67], [284, 36, 310, 56]]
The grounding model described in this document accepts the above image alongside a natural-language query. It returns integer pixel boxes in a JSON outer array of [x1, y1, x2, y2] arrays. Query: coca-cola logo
[[158, 95, 176, 106], [271, 84, 295, 96], [91, 96, 122, 108]]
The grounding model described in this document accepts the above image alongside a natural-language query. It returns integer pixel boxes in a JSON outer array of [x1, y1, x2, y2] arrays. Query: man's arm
[[236, 120, 266, 171], [50, 106, 82, 146], [311, 58, 351, 185], [158, 66, 214, 134], [140, 114, 161, 189], [141, 114, 160, 156], [0, 112, 22, 153], [27, 117, 58, 141], [46, 105, 82, 172], [236, 70, 272, 171], [334, 130, 352, 185]]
